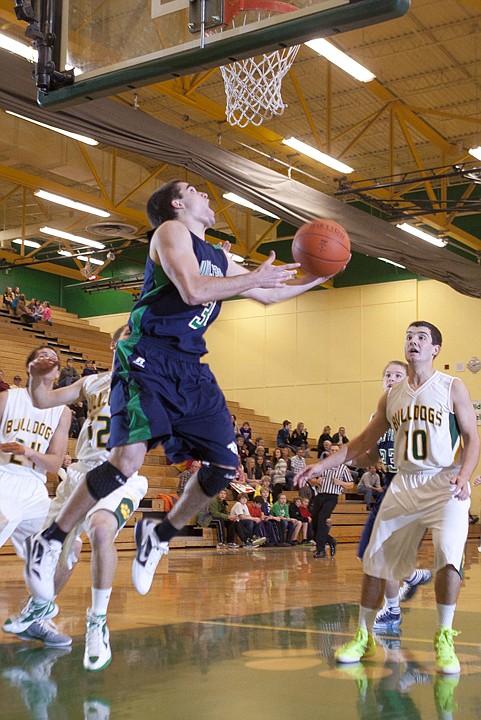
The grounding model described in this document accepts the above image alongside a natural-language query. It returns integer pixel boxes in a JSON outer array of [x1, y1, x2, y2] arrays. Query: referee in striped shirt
[[311, 445, 354, 558]]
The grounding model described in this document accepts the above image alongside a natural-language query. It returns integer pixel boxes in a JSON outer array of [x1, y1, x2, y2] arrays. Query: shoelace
[[86, 617, 106, 656]]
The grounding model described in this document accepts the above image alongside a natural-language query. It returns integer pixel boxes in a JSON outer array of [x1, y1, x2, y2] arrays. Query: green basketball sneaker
[[335, 627, 376, 664], [434, 627, 460, 674]]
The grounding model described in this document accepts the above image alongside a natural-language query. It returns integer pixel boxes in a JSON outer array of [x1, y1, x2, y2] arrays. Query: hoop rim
[[224, 0, 299, 26]]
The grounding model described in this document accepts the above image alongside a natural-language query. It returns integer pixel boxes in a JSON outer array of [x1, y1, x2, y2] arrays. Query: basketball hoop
[[220, 0, 300, 127]]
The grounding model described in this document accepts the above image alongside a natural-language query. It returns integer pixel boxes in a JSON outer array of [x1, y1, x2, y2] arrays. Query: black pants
[[311, 493, 338, 551]]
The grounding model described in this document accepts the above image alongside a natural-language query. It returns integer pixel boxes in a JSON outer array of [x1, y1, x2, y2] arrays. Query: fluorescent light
[[378, 257, 406, 269], [0, 32, 37, 62], [40, 226, 106, 250], [468, 146, 481, 161], [6, 111, 98, 146], [223, 193, 279, 219], [12, 238, 40, 249], [35, 190, 108, 217], [282, 137, 354, 174], [78, 255, 104, 265], [396, 223, 447, 248], [305, 39, 375, 83], [57, 249, 73, 257]]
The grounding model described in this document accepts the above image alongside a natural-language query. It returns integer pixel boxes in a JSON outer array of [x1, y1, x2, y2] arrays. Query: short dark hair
[[25, 345, 58, 368], [408, 321, 442, 347], [146, 179, 184, 228]]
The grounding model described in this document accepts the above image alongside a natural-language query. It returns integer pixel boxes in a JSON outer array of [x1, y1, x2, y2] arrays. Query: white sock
[[358, 605, 378, 631], [385, 595, 401, 612], [91, 588, 112, 617], [437, 603, 456, 629]]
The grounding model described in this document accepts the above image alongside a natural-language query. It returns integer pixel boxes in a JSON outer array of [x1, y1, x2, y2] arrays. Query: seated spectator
[[197, 489, 239, 548], [271, 493, 302, 545], [57, 454, 73, 483], [82, 360, 98, 376], [0, 370, 9, 392], [250, 437, 270, 458], [280, 446, 296, 487], [3, 287, 14, 310], [230, 493, 266, 546], [177, 459, 202, 496], [290, 446, 307, 482], [247, 495, 269, 543], [239, 422, 255, 454], [15, 294, 34, 324], [230, 462, 255, 497], [289, 496, 311, 544], [244, 455, 257, 482], [257, 487, 281, 546], [276, 419, 296, 452], [316, 426, 333, 456], [270, 447, 292, 499], [332, 426, 349, 445], [254, 453, 270, 480], [27, 298, 43, 321], [291, 422, 310, 455], [235, 435, 249, 465], [58, 357, 80, 387], [230, 413, 240, 435], [357, 465, 382, 508], [319, 440, 332, 460], [11, 375, 23, 388], [299, 496, 315, 543], [41, 301, 52, 325], [69, 400, 87, 437]]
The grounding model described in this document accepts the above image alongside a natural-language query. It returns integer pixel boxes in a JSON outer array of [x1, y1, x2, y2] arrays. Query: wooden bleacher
[[0, 307, 478, 556]]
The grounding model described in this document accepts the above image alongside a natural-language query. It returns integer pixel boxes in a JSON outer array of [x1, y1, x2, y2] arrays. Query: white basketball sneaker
[[132, 520, 169, 595]]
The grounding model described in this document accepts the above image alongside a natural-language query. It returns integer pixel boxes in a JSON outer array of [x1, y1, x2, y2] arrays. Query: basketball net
[[80, 258, 95, 279], [221, 44, 300, 127]]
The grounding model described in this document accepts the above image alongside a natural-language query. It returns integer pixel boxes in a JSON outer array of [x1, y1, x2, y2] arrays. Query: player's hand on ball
[[254, 251, 299, 287]]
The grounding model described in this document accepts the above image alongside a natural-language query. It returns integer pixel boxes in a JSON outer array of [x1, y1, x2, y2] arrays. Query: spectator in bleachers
[[251, 437, 270, 458], [235, 435, 249, 465], [247, 496, 269, 543], [253, 476, 273, 502], [291, 422, 310, 455], [58, 358, 80, 387], [198, 489, 238, 549], [299, 497, 315, 544], [177, 459, 202, 497], [290, 446, 307, 481], [289, 496, 310, 544], [316, 426, 333, 457], [357, 465, 383, 509], [41, 301, 52, 326], [230, 413, 240, 435], [332, 426, 349, 445], [244, 456, 256, 482], [319, 440, 332, 459], [82, 360, 98, 377], [271, 493, 301, 545], [15, 294, 35, 325], [257, 487, 281, 546], [69, 401, 87, 438], [270, 447, 292, 499], [230, 493, 266, 546], [27, 298, 43, 322], [3, 287, 14, 310], [276, 419, 296, 452], [11, 375, 23, 389], [239, 422, 255, 454], [0, 370, 10, 392], [254, 452, 270, 480], [57, 454, 73, 483], [280, 446, 296, 488]]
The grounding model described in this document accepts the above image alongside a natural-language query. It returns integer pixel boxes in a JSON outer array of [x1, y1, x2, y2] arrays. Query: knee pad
[[86, 461, 128, 501], [197, 463, 236, 497]]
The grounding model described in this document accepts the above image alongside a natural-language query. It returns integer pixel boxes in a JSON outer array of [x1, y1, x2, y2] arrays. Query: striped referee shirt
[[318, 464, 352, 495]]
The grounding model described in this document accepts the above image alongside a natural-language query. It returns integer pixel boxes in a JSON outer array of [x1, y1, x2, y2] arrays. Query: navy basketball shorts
[[108, 333, 238, 468]]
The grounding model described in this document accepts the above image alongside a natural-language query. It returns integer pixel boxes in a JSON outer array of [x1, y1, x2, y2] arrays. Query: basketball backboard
[[37, 0, 410, 108]]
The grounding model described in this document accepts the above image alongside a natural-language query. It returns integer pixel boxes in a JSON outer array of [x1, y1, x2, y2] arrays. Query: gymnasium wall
[[88, 277, 481, 496]]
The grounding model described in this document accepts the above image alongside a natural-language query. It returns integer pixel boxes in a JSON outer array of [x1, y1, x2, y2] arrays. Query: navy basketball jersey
[[377, 427, 397, 475], [129, 231, 228, 357]]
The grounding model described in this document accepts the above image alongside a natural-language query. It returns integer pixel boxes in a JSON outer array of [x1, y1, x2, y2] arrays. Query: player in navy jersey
[[25, 179, 341, 600]]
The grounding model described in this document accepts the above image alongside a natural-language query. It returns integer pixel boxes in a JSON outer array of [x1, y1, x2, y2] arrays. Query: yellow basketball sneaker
[[434, 627, 460, 674], [335, 627, 376, 664]]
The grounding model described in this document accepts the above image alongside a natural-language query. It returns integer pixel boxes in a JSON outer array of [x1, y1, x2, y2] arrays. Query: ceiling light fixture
[[35, 190, 109, 217], [40, 226, 106, 250], [305, 39, 375, 83], [396, 223, 447, 248], [282, 137, 354, 174], [78, 255, 105, 265], [0, 32, 37, 62], [6, 111, 98, 146], [378, 257, 406, 269], [57, 249, 73, 257], [223, 192, 280, 219], [468, 146, 481, 161], [12, 238, 41, 248]]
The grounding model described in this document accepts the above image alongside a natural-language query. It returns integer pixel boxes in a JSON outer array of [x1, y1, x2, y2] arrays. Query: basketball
[[291, 219, 351, 278]]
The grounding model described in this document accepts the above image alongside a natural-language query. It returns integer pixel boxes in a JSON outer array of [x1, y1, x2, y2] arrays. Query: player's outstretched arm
[[449, 379, 480, 501], [295, 395, 390, 486], [152, 224, 300, 306], [29, 357, 88, 409], [0, 406, 71, 473]]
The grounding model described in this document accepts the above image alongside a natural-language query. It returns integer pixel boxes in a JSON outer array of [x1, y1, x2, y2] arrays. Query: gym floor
[[1, 541, 481, 720]]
